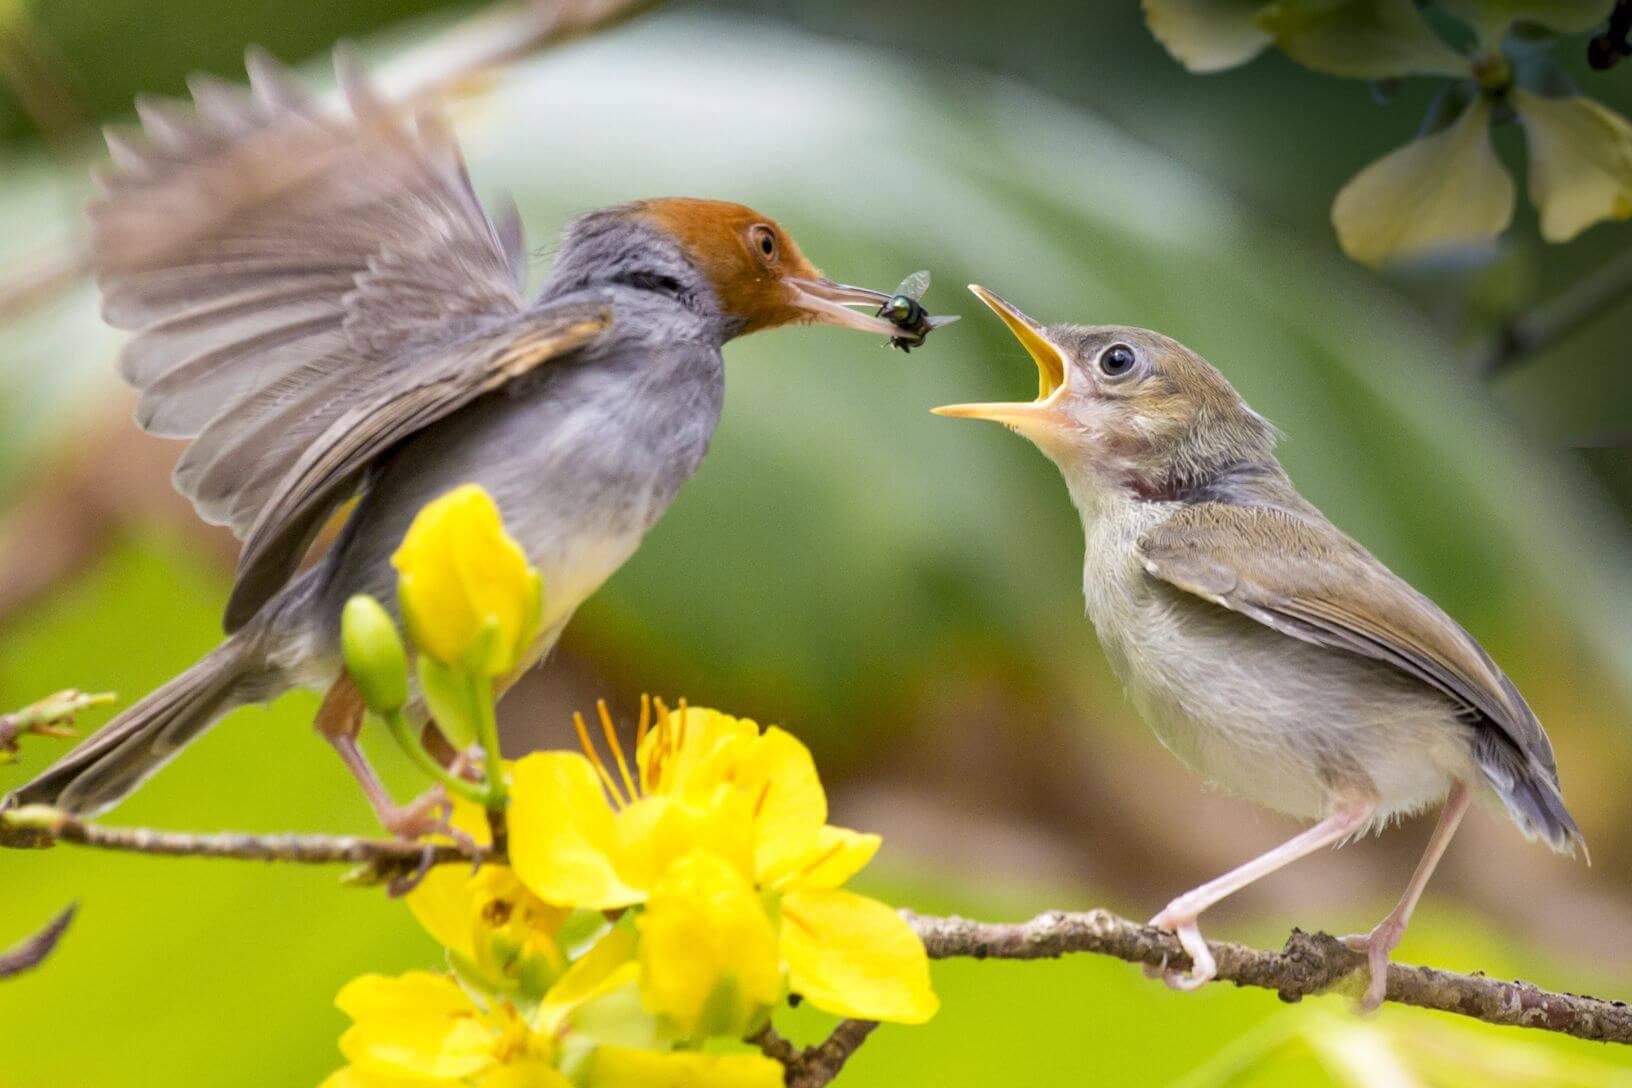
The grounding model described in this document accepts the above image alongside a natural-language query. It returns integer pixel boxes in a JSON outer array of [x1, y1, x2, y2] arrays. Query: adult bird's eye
[[1099, 343, 1137, 377], [751, 225, 778, 262]]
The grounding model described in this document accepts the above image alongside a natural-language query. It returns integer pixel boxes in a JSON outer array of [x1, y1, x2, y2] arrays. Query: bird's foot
[[1341, 915, 1404, 1011], [1145, 907, 1217, 991], [378, 785, 458, 843]]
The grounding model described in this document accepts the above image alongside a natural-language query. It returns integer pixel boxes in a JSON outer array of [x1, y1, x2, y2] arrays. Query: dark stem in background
[[1589, 0, 1632, 68], [0, 904, 76, 980], [4, 808, 1631, 1046], [1473, 246, 1632, 378]]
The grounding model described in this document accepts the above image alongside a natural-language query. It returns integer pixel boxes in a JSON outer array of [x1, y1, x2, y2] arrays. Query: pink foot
[[378, 785, 454, 841], [1146, 906, 1217, 992], [1341, 916, 1404, 1011]]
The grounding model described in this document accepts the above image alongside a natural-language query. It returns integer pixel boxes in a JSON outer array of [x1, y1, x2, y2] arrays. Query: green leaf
[[417, 655, 478, 750]]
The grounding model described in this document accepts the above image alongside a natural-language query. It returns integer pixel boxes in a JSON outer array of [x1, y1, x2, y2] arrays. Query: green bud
[[341, 595, 408, 714]]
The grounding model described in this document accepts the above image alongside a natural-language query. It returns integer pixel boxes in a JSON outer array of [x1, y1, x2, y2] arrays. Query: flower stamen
[[573, 711, 626, 808], [636, 693, 652, 795], [597, 699, 641, 801]]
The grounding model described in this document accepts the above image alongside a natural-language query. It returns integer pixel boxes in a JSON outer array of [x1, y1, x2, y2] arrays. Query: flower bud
[[391, 484, 543, 677], [340, 595, 408, 714]]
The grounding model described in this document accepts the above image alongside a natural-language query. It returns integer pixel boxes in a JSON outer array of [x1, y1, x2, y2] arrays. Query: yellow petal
[[613, 794, 757, 893], [319, 1067, 429, 1088], [584, 1047, 785, 1088], [479, 1062, 574, 1088], [540, 922, 641, 1033], [406, 865, 483, 963], [1440, 0, 1606, 47], [1261, 0, 1468, 78], [1514, 90, 1632, 243], [637, 851, 782, 1037], [510, 752, 643, 909], [335, 972, 495, 1079], [780, 889, 939, 1024], [637, 706, 758, 794], [1332, 96, 1513, 267], [763, 825, 881, 891], [392, 484, 541, 676], [1142, 0, 1274, 73]]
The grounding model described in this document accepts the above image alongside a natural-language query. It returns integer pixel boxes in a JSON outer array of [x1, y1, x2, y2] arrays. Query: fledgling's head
[[545, 197, 914, 341], [935, 286, 1279, 503]]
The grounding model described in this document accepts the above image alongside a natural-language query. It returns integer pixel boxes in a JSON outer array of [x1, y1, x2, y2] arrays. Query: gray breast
[[299, 320, 725, 649]]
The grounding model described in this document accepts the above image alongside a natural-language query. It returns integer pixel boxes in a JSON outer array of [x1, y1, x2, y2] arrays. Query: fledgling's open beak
[[785, 277, 957, 338], [933, 285, 1072, 430]]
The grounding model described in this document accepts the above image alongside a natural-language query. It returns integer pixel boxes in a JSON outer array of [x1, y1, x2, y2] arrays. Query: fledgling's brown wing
[[91, 46, 563, 627], [1138, 501, 1581, 852]]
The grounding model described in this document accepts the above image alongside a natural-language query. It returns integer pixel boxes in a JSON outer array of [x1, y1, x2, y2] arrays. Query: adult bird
[[9, 49, 947, 832], [934, 286, 1580, 1009]]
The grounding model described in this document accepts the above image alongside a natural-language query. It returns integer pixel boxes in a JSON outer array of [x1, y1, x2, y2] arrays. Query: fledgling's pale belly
[[1080, 506, 1477, 824]]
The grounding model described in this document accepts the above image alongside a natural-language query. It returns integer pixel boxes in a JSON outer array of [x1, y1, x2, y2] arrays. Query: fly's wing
[[1138, 502, 1581, 852], [225, 303, 611, 629], [894, 270, 930, 301], [92, 47, 555, 626]]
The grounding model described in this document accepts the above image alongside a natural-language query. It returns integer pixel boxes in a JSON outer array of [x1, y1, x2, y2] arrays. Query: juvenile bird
[[935, 286, 1581, 1009], [9, 50, 947, 830]]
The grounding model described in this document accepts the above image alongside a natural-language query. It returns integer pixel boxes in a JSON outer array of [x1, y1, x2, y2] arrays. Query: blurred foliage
[[0, 2, 1631, 1085]]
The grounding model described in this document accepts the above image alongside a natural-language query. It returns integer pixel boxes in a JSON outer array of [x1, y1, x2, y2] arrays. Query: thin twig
[[0, 806, 489, 885], [1474, 246, 1632, 377], [905, 909, 1632, 1046], [752, 1020, 880, 1088], [0, 903, 76, 980]]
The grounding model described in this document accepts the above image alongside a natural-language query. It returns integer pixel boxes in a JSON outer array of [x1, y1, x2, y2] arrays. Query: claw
[[1148, 910, 1217, 991], [1341, 920, 1403, 1012], [379, 784, 453, 841]]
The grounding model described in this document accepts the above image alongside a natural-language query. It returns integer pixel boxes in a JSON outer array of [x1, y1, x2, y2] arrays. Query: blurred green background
[[1, 2, 1631, 1084]]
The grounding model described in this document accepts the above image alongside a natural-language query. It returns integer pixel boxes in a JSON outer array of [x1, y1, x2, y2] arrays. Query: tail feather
[[1475, 731, 1585, 859], [7, 639, 252, 817]]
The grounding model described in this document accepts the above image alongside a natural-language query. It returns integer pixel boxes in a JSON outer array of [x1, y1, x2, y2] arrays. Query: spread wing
[[90, 47, 578, 628], [225, 303, 611, 629], [1138, 502, 1579, 849]]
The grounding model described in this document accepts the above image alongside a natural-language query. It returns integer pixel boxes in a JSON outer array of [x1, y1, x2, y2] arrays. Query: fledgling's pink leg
[[1343, 780, 1471, 1010], [1147, 799, 1374, 991], [315, 676, 452, 841]]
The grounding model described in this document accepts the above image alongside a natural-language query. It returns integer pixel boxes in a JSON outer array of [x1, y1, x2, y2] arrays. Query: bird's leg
[[1147, 799, 1374, 991], [1343, 779, 1471, 1011], [315, 676, 450, 840]]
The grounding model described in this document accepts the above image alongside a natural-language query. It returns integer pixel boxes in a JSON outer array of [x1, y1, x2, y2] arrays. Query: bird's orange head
[[628, 197, 908, 338]]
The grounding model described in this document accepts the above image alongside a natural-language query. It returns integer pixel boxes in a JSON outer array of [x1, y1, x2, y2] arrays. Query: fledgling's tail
[[6, 636, 259, 817]]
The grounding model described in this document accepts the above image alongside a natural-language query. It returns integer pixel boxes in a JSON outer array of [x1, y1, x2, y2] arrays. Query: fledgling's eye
[[750, 225, 779, 263], [1099, 343, 1137, 377]]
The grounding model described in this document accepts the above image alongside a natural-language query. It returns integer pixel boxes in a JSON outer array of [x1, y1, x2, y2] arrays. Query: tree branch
[[1473, 246, 1632, 377], [905, 909, 1632, 1046], [753, 1019, 880, 1088], [0, 806, 488, 887]]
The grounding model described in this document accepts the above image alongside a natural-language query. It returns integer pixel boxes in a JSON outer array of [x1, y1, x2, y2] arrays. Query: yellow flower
[[325, 925, 641, 1088], [408, 862, 570, 999], [637, 851, 781, 1037], [580, 1046, 784, 1088], [324, 971, 563, 1087], [508, 700, 938, 1024], [392, 484, 543, 677], [1512, 89, 1632, 242]]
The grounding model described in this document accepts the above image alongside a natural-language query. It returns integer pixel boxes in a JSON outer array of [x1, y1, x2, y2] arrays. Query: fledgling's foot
[[1341, 917, 1404, 1011], [1146, 907, 1217, 991]]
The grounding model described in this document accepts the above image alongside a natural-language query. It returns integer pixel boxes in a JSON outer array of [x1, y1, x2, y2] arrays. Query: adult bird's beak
[[932, 285, 1072, 430], [785, 277, 927, 337]]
